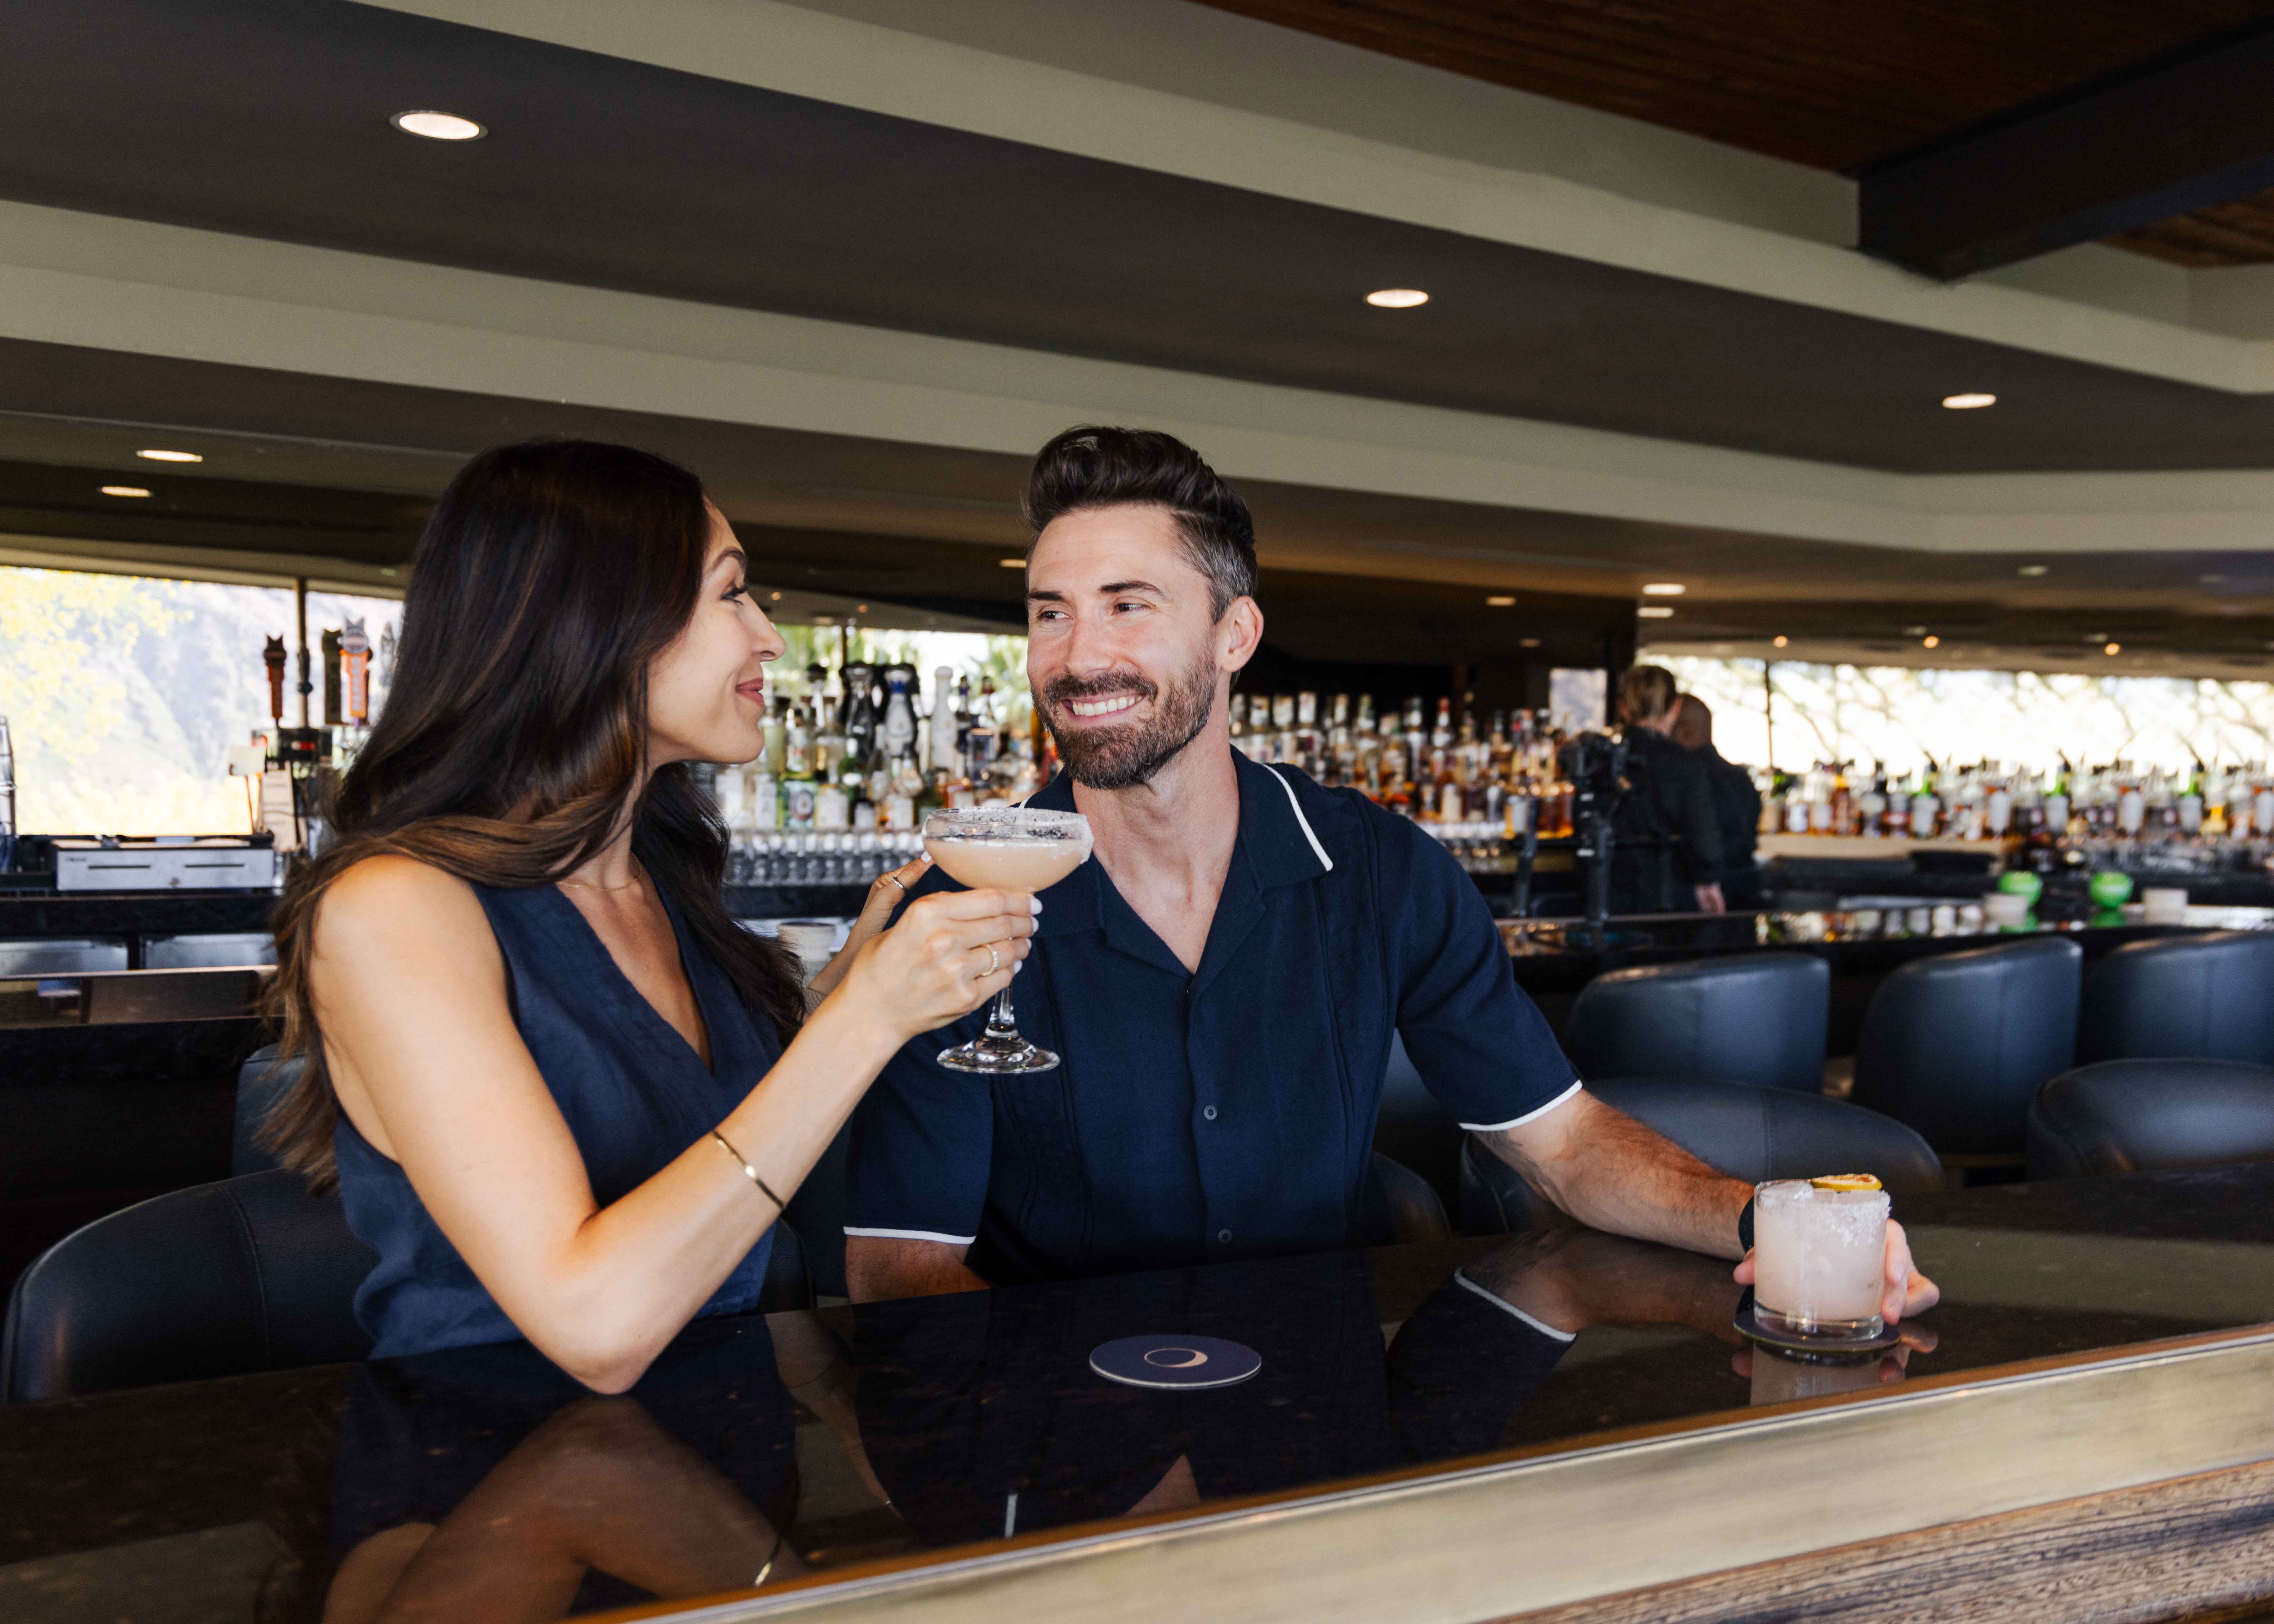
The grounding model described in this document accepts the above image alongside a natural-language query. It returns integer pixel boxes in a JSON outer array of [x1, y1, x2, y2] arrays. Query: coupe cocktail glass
[[922, 807, 1092, 1074], [1752, 1178, 1890, 1339]]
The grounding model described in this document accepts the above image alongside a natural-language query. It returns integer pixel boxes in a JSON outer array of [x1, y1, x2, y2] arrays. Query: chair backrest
[[1850, 935, 2082, 1154], [231, 1043, 302, 1176], [2, 1170, 377, 1402], [1564, 953, 1830, 1093], [2026, 1059, 2274, 1180], [1459, 1078, 1943, 1235], [1355, 1152, 1452, 1247], [2078, 932, 2274, 1067], [3, 1170, 816, 1402], [1372, 1033, 1465, 1212]]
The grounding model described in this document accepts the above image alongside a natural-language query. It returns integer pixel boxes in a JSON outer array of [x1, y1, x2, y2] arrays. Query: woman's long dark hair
[[261, 439, 805, 1188]]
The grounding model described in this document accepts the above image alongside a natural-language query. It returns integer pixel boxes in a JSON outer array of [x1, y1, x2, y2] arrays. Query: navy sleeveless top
[[335, 881, 782, 1360]]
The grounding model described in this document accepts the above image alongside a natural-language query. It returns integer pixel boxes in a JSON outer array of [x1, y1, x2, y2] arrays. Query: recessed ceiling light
[[2201, 573, 2227, 584], [998, 557, 1026, 568], [2104, 642, 2122, 655], [391, 110, 485, 141], [1902, 625, 1927, 636], [1772, 635, 1788, 648], [99, 484, 151, 497], [855, 603, 869, 614], [1641, 582, 1685, 596], [1484, 595, 1516, 607], [2017, 564, 2048, 576], [1637, 605, 1674, 619], [1922, 635, 1940, 648], [1942, 392, 1997, 410], [1518, 637, 1541, 649], [136, 448, 201, 463], [769, 590, 782, 601], [1365, 288, 1429, 309]]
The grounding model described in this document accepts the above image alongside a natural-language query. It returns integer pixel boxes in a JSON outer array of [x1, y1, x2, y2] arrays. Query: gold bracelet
[[710, 1129, 787, 1213]]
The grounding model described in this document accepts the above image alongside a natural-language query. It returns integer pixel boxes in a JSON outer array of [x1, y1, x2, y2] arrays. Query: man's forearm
[[1482, 1093, 1751, 1259]]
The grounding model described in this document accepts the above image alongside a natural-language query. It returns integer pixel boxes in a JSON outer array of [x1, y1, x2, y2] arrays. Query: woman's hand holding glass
[[832, 886, 1034, 1042]]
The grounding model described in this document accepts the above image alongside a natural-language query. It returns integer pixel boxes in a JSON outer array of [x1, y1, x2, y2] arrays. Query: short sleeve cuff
[[1451, 1267, 1578, 1342], [1457, 1077, 1583, 1133], [843, 1226, 978, 1245]]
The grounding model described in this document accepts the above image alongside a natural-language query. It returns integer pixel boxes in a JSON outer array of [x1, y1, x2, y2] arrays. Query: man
[[1609, 665, 1727, 914], [1671, 694, 1766, 911], [843, 426, 1932, 1328]]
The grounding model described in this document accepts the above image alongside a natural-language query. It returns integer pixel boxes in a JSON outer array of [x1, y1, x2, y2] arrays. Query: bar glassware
[[1752, 1178, 1891, 1339], [922, 806, 1092, 1074]]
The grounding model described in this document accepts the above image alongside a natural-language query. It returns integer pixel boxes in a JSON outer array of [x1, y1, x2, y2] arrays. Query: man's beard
[[1041, 657, 1217, 790]]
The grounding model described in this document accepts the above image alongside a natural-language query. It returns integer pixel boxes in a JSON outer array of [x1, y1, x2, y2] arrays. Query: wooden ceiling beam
[[1859, 17, 2274, 279]]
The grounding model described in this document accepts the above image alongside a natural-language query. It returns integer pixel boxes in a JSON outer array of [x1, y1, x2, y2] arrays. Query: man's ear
[[1220, 596, 1263, 673]]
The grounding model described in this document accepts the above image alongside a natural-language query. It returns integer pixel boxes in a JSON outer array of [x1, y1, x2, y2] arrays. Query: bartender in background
[[1671, 694, 1764, 911], [1611, 665, 1725, 914]]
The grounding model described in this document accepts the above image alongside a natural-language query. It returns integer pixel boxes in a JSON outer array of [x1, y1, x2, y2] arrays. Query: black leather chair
[[1563, 954, 1831, 1093], [1849, 936, 2082, 1156], [2027, 1059, 2274, 1180], [1372, 1034, 1465, 1213], [1357, 1152, 1452, 1245], [3, 1172, 815, 1402], [231, 1043, 302, 1176], [2077, 932, 2274, 1067], [1458, 1078, 1943, 1234]]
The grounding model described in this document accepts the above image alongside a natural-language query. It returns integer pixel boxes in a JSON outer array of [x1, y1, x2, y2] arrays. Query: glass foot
[[936, 1031, 1061, 1074]]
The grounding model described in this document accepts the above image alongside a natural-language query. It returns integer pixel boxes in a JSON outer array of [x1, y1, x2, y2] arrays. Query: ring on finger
[[984, 943, 1000, 975]]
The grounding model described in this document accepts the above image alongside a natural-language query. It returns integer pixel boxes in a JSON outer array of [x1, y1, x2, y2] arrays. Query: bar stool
[[2077, 932, 2274, 1067], [2027, 1059, 2274, 1179], [1562, 954, 1830, 1094], [1459, 1079, 1942, 1234], [1849, 936, 2081, 1159]]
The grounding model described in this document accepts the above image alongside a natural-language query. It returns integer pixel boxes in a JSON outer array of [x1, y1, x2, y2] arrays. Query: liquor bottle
[[1909, 762, 1941, 839], [967, 677, 1001, 792], [1829, 762, 1854, 837], [1229, 690, 1250, 757], [2178, 761, 2206, 836], [927, 666, 957, 777], [1856, 763, 1888, 838], [762, 695, 788, 777], [782, 693, 817, 831], [340, 618, 372, 727]]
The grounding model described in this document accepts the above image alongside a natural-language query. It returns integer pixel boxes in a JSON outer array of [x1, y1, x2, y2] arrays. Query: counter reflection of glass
[[1752, 1178, 1890, 1339], [922, 806, 1092, 1074]]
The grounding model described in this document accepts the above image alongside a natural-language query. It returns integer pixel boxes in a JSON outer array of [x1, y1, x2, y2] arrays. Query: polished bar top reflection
[[12, 1169, 2274, 1621]]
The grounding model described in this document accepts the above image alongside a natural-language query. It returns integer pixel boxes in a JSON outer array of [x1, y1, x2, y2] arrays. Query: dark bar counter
[[10, 1168, 2274, 1622]]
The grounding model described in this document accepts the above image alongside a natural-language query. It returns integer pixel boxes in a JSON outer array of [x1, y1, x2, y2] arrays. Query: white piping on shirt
[[842, 1225, 979, 1246], [1266, 764, 1334, 872], [1459, 1076, 1584, 1133], [1452, 1266, 1579, 1341]]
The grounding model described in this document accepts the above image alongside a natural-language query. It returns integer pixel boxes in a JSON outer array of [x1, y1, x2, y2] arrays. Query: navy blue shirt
[[844, 751, 1579, 1283]]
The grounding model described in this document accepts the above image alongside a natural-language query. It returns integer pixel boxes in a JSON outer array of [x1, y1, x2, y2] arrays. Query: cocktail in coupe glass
[[1752, 1176, 1891, 1340], [922, 806, 1092, 1074]]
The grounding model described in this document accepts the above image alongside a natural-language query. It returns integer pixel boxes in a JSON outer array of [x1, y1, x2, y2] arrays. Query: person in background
[[1671, 694, 1765, 911], [1611, 665, 1726, 914], [259, 439, 1034, 1392]]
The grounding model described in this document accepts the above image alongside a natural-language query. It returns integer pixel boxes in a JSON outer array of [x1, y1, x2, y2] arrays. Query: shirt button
[[1217, 1228, 1232, 1244], [1202, 1105, 1218, 1121]]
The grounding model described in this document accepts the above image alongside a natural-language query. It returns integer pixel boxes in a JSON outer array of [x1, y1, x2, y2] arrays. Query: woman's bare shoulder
[[314, 855, 494, 965]]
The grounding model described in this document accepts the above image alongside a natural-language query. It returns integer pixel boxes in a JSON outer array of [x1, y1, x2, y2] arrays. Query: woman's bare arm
[[314, 856, 1032, 1392]]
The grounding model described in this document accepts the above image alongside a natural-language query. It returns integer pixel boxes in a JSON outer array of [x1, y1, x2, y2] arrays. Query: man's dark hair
[[1670, 693, 1713, 750], [1023, 426, 1258, 618]]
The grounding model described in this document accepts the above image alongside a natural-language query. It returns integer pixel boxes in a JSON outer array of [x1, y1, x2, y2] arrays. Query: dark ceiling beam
[[1858, 19, 2274, 281]]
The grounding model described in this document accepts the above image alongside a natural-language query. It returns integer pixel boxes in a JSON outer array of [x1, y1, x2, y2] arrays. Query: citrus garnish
[[1810, 1173, 1882, 1192]]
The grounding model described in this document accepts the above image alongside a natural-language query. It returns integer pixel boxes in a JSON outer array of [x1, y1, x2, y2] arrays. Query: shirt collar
[[1022, 751, 1331, 940]]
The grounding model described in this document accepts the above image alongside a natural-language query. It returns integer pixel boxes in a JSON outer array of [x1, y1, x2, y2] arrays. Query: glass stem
[[986, 985, 1017, 1037]]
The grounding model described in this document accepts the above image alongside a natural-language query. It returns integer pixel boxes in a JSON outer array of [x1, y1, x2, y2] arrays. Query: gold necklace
[[560, 871, 643, 893]]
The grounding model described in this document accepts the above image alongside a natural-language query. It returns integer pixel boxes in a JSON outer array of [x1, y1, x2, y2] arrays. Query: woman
[[262, 439, 1030, 1392]]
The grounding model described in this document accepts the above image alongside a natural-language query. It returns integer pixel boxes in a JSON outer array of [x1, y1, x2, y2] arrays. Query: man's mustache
[[1043, 673, 1157, 709]]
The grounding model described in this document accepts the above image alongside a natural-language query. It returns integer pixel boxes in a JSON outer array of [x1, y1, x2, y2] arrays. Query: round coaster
[[1089, 1335, 1262, 1390], [1733, 1302, 1904, 1364]]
